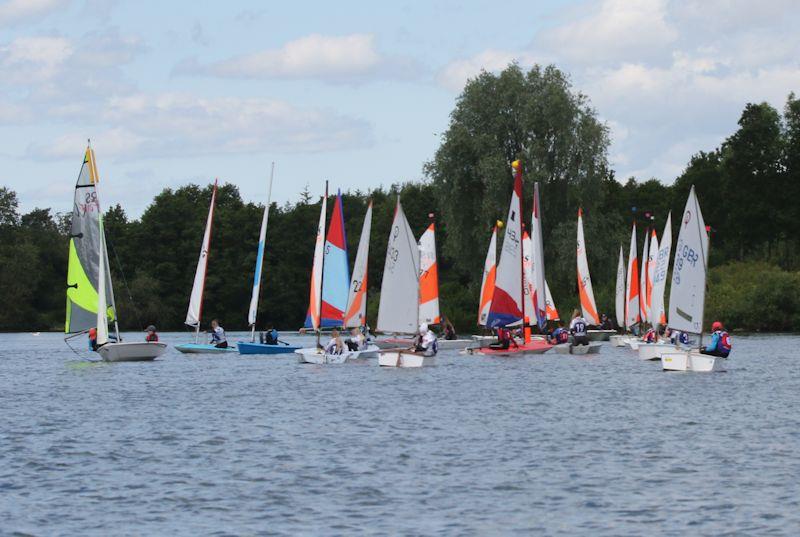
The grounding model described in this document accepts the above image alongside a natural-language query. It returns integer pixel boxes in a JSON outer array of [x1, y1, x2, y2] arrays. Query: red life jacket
[[717, 330, 731, 352], [146, 332, 158, 342]]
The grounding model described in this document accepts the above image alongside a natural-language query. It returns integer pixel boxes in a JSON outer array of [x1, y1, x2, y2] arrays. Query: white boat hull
[[661, 350, 726, 372], [638, 342, 676, 361], [626, 338, 641, 351], [295, 344, 380, 364], [378, 350, 435, 368], [609, 335, 628, 347], [553, 342, 602, 355], [97, 342, 167, 362]]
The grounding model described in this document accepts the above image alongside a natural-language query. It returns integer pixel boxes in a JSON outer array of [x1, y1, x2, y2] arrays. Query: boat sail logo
[[684, 210, 692, 225]]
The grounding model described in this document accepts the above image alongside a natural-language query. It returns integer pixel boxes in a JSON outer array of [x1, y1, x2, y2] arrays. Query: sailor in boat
[[666, 328, 690, 346], [325, 329, 345, 355], [260, 325, 280, 345], [700, 321, 732, 358], [548, 324, 570, 345], [569, 310, 589, 346], [209, 319, 228, 348], [642, 326, 657, 343], [599, 313, 613, 330], [346, 328, 366, 351], [413, 323, 438, 356], [489, 327, 517, 350], [88, 327, 98, 351], [145, 325, 159, 342], [442, 316, 457, 340]]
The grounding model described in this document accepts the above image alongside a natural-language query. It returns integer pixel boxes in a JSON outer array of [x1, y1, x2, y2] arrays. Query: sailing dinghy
[[471, 162, 551, 356], [610, 246, 627, 347], [638, 213, 678, 360], [619, 223, 642, 350], [237, 164, 301, 355], [65, 145, 166, 362], [660, 187, 724, 372], [175, 181, 236, 354], [296, 192, 379, 364]]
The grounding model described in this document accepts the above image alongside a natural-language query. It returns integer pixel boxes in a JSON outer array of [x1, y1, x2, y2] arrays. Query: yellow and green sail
[[65, 147, 115, 333]]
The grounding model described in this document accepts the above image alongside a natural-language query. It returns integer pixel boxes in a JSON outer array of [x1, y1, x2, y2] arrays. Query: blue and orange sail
[[320, 191, 350, 327]]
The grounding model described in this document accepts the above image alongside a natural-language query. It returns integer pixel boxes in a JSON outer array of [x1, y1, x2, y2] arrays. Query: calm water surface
[[1, 332, 799, 536]]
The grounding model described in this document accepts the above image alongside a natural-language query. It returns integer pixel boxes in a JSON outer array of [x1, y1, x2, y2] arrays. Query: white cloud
[[0, 0, 67, 27], [436, 50, 541, 92], [0, 36, 73, 83], [180, 33, 383, 81]]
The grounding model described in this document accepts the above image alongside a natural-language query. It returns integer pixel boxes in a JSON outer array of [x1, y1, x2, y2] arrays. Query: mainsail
[[639, 229, 650, 323], [530, 182, 548, 329], [344, 202, 372, 328], [668, 187, 708, 335], [615, 246, 625, 328], [247, 164, 274, 334], [65, 146, 115, 334], [320, 191, 350, 327], [486, 163, 524, 328], [477, 226, 497, 326], [576, 208, 599, 325], [377, 198, 420, 334], [304, 186, 328, 330], [646, 229, 659, 324], [418, 220, 440, 325], [185, 180, 217, 333], [651, 212, 672, 330], [625, 223, 640, 329], [545, 281, 559, 321], [523, 230, 559, 324]]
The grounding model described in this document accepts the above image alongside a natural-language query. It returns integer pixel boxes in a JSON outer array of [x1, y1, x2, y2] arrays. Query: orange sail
[[418, 221, 440, 324]]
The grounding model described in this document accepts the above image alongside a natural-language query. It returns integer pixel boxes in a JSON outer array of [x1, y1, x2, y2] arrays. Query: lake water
[[1, 331, 798, 536]]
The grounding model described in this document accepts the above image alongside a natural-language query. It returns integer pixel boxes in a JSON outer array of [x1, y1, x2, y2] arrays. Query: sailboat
[[622, 222, 642, 350], [577, 209, 614, 342], [610, 246, 627, 347], [473, 161, 551, 356], [377, 197, 433, 367], [638, 213, 676, 360], [176, 181, 235, 354], [237, 164, 301, 355], [477, 226, 497, 327], [660, 188, 722, 371], [296, 191, 379, 364], [65, 144, 166, 362], [343, 201, 373, 329]]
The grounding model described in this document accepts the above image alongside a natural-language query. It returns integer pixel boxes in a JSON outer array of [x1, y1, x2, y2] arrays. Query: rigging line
[[105, 231, 145, 330]]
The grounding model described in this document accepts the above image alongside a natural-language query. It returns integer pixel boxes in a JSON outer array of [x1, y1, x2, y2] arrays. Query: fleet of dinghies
[[63, 146, 728, 372]]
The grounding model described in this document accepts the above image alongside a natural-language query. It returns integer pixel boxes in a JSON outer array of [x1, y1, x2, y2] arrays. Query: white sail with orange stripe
[[576, 208, 599, 325], [477, 226, 497, 326], [615, 246, 625, 328], [304, 185, 327, 330], [418, 220, 440, 325], [545, 281, 559, 321], [639, 228, 650, 323], [344, 201, 372, 328], [625, 223, 640, 329], [646, 228, 658, 323]]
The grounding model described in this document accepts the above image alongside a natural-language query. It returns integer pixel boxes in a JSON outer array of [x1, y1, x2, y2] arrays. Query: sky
[[2, 0, 799, 216]]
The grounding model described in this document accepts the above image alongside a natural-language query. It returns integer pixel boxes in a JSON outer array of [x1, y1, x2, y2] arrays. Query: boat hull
[[237, 342, 301, 355], [378, 350, 434, 368], [553, 342, 602, 355], [609, 335, 628, 347], [97, 342, 167, 362], [175, 343, 237, 354], [470, 340, 552, 356], [587, 329, 616, 341], [295, 344, 380, 364], [637, 342, 676, 361], [661, 350, 726, 372]]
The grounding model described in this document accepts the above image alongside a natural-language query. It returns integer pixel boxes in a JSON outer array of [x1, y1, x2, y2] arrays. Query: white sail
[[477, 226, 497, 326], [248, 165, 274, 328], [377, 198, 420, 334], [96, 218, 109, 346], [668, 187, 708, 335], [646, 229, 659, 324], [522, 231, 535, 320], [615, 246, 625, 328], [545, 280, 559, 321], [344, 202, 372, 328], [639, 229, 650, 323], [576, 208, 599, 325], [186, 181, 217, 328], [651, 212, 672, 330], [418, 222, 440, 325], [530, 182, 547, 329], [625, 223, 640, 329], [305, 187, 328, 330]]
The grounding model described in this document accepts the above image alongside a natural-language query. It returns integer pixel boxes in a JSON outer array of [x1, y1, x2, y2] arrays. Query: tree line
[[1, 64, 798, 333]]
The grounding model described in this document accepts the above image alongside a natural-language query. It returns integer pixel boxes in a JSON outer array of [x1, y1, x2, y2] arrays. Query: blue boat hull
[[175, 343, 237, 354], [237, 342, 301, 355]]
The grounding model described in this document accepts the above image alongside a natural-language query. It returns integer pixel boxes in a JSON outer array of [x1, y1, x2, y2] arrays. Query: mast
[[317, 180, 328, 348], [249, 163, 275, 342]]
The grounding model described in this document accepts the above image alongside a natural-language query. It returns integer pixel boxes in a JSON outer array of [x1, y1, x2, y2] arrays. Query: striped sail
[[615, 246, 625, 328], [185, 181, 217, 328], [344, 202, 372, 328], [651, 212, 672, 330], [668, 187, 708, 335], [646, 229, 658, 323], [625, 223, 640, 329], [530, 182, 548, 329], [639, 229, 650, 323], [304, 188, 328, 329], [377, 198, 420, 334], [576, 208, 599, 325], [522, 230, 535, 320], [545, 281, 559, 321], [320, 191, 350, 327], [418, 221, 440, 325], [247, 165, 274, 328], [477, 226, 497, 326], [66, 146, 115, 334], [486, 163, 523, 328]]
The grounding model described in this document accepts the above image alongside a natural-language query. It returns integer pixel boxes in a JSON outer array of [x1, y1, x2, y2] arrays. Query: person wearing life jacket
[[701, 321, 732, 358], [346, 327, 366, 351], [569, 309, 589, 346], [88, 327, 98, 351], [490, 326, 514, 350], [599, 313, 613, 330], [324, 329, 345, 354], [643, 327, 657, 343], [667, 328, 690, 346], [442, 316, 457, 340], [548, 325, 569, 345], [209, 319, 228, 348], [145, 325, 159, 342], [260, 325, 279, 345], [413, 323, 438, 355]]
